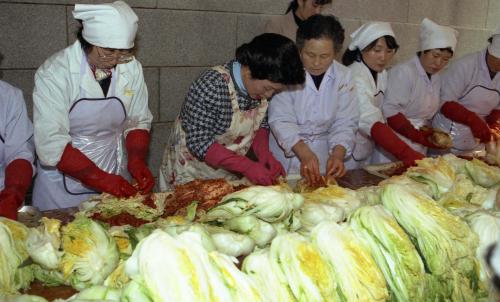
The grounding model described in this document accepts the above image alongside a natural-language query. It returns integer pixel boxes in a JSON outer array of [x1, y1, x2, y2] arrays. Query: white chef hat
[[348, 22, 395, 51], [487, 24, 500, 59], [73, 1, 138, 49], [419, 18, 458, 52]]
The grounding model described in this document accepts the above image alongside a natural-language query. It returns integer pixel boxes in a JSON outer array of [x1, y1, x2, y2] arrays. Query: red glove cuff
[[4, 159, 33, 199], [126, 129, 150, 161], [486, 109, 500, 130], [251, 128, 271, 160]]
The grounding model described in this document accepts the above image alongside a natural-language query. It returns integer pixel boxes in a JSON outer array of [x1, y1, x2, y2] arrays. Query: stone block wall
[[0, 0, 498, 188]]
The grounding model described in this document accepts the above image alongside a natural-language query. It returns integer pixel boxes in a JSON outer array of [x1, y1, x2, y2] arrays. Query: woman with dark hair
[[374, 18, 458, 164], [159, 33, 305, 190], [32, 1, 154, 210], [432, 25, 499, 156], [265, 0, 332, 41], [342, 22, 424, 168], [268, 15, 358, 185]]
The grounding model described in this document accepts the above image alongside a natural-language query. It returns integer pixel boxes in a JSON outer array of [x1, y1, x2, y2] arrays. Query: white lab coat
[[344, 61, 387, 169], [0, 81, 35, 191], [32, 41, 152, 210], [433, 48, 500, 154], [375, 56, 441, 163], [269, 62, 359, 175]]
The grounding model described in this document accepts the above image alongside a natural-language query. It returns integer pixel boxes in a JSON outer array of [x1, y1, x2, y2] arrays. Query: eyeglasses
[[96, 47, 134, 63]]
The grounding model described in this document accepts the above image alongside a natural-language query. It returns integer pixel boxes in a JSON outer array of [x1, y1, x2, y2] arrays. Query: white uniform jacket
[[0, 81, 35, 190], [345, 61, 387, 168], [433, 48, 500, 153], [268, 62, 359, 175]]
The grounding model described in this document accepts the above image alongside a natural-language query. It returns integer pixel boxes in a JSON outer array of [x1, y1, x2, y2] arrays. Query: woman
[[33, 1, 154, 211], [265, 0, 332, 41], [268, 15, 358, 185], [342, 22, 424, 168], [432, 25, 499, 156], [159, 33, 305, 190], [375, 18, 458, 164], [0, 80, 35, 220]]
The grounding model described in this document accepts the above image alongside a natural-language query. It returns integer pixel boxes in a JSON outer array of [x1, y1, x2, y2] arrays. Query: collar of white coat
[[305, 62, 336, 90], [412, 55, 436, 83]]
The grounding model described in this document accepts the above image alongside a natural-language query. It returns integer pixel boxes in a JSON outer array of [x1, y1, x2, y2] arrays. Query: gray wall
[[0, 0, 498, 186]]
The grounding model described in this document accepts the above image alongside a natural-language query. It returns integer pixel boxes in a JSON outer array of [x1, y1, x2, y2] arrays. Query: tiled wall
[[0, 0, 498, 187]]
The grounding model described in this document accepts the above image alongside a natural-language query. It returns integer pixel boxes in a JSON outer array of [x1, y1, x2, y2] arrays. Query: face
[[88, 46, 134, 69], [361, 37, 396, 73], [419, 49, 452, 75], [241, 68, 285, 100], [486, 52, 500, 73], [300, 38, 336, 76], [296, 0, 325, 20]]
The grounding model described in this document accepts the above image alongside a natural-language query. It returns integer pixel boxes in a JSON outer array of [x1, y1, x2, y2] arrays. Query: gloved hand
[[386, 112, 443, 148], [126, 129, 154, 193], [371, 121, 425, 166], [0, 159, 33, 220], [486, 109, 500, 133], [205, 142, 276, 185], [57, 144, 137, 197], [251, 128, 286, 179], [441, 101, 491, 143]]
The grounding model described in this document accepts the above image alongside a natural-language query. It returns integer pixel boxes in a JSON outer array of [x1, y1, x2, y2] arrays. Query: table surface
[[23, 169, 383, 300]]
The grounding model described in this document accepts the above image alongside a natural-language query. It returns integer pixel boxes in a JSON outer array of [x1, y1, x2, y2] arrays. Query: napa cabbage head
[[301, 185, 361, 216], [60, 216, 120, 290], [464, 159, 500, 188], [26, 217, 63, 270], [406, 156, 456, 199]]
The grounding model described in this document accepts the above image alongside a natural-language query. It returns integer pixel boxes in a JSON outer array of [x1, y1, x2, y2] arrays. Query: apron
[[0, 133, 5, 191], [33, 58, 127, 211], [433, 86, 500, 156], [158, 65, 268, 191]]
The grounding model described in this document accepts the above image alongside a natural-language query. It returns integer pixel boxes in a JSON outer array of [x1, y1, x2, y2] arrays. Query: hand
[[0, 189, 22, 220], [299, 154, 321, 186], [414, 128, 447, 149], [260, 154, 286, 179], [469, 120, 491, 143], [326, 146, 346, 178], [243, 161, 276, 186], [128, 158, 155, 193], [96, 173, 138, 197], [251, 128, 286, 179], [441, 101, 491, 143]]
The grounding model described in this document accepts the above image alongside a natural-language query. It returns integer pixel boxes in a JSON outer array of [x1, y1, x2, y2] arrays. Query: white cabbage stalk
[[242, 248, 296, 302], [203, 185, 303, 223], [270, 233, 338, 302], [301, 185, 361, 216], [125, 230, 232, 301], [0, 294, 49, 302], [438, 174, 497, 210], [224, 215, 277, 248], [63, 285, 122, 301], [349, 205, 426, 301], [355, 185, 382, 205], [465, 210, 500, 281], [108, 225, 133, 260], [209, 252, 263, 301], [160, 222, 216, 252], [273, 210, 302, 234], [60, 216, 120, 290], [465, 158, 500, 188], [26, 218, 63, 270], [406, 156, 457, 199], [297, 202, 344, 234], [206, 225, 255, 257], [0, 223, 24, 295], [311, 221, 388, 302], [120, 279, 153, 302], [103, 260, 129, 289]]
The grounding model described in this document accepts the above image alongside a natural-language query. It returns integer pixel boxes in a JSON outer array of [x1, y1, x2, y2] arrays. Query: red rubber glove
[[441, 101, 491, 143], [205, 142, 276, 185], [57, 144, 137, 197], [126, 129, 154, 193], [251, 128, 286, 179], [387, 113, 442, 148], [486, 109, 500, 133], [371, 122, 425, 166], [0, 159, 33, 220]]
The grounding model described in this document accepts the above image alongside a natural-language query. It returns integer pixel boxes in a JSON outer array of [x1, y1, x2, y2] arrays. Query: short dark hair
[[417, 47, 454, 57], [236, 33, 305, 85], [342, 35, 399, 66], [286, 0, 332, 13], [296, 14, 345, 53]]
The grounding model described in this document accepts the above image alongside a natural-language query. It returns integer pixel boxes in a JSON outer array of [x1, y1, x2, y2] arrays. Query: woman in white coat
[[342, 22, 425, 169], [269, 15, 359, 185], [265, 0, 332, 42], [0, 80, 35, 220], [432, 25, 500, 155], [376, 18, 458, 163], [33, 1, 154, 211]]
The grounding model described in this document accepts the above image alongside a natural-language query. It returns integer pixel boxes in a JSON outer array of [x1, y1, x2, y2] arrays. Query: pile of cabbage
[[1, 154, 499, 302]]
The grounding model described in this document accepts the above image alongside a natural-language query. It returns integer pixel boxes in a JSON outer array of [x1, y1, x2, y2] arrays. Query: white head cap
[[348, 22, 396, 51], [487, 24, 500, 59], [73, 1, 138, 49], [419, 18, 458, 52]]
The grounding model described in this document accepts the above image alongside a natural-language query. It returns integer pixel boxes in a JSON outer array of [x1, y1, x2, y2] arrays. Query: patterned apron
[[159, 66, 268, 191]]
